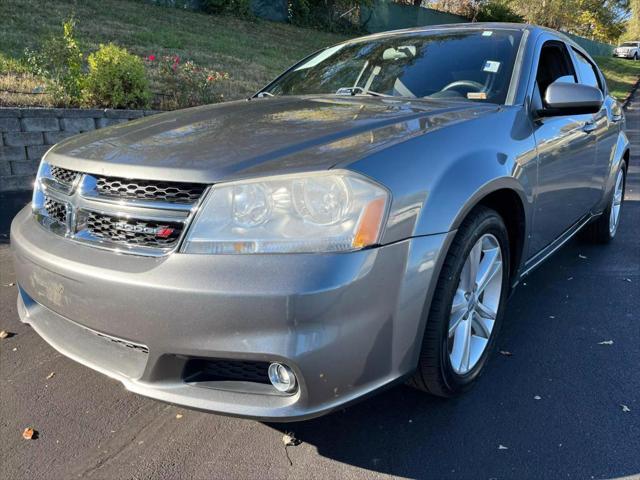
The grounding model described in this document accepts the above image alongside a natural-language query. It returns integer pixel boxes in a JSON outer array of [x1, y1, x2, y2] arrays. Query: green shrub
[[83, 43, 151, 109], [201, 0, 253, 17], [476, 1, 524, 23], [24, 18, 84, 106]]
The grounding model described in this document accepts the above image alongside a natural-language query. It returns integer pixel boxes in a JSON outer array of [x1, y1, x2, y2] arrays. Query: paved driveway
[[1, 93, 638, 479]]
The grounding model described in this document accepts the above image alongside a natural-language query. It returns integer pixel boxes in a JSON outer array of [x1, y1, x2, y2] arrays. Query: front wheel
[[409, 206, 510, 397]]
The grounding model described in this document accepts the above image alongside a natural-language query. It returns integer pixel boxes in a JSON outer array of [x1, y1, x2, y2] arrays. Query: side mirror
[[537, 82, 603, 117]]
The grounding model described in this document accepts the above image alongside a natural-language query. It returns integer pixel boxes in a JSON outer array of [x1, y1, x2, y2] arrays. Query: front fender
[[347, 106, 537, 243], [596, 129, 630, 213], [415, 151, 534, 236]]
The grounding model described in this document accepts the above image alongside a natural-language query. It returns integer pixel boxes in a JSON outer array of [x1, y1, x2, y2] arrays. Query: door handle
[[581, 120, 597, 133]]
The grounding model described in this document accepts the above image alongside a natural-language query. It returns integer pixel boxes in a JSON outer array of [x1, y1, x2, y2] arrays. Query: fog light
[[268, 363, 297, 393]]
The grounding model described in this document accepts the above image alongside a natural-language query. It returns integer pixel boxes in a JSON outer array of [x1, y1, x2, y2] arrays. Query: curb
[[622, 77, 640, 109]]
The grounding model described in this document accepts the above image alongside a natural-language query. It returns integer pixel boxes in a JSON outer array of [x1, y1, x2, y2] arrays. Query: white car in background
[[614, 41, 640, 59]]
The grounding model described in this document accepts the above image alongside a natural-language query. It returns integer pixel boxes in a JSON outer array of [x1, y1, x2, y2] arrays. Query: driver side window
[[533, 41, 577, 109]]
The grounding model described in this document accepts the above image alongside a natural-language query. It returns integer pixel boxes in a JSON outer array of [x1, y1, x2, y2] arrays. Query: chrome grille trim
[[96, 176, 205, 203], [32, 163, 209, 257]]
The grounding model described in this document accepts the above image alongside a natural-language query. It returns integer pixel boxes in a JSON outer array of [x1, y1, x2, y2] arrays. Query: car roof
[[341, 22, 589, 60], [347, 22, 578, 43]]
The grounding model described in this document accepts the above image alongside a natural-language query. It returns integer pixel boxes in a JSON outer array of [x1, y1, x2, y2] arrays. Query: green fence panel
[[566, 33, 613, 57], [251, 0, 288, 22], [361, 0, 467, 33]]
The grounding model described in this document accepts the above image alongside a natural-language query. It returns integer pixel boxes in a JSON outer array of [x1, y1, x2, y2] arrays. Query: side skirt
[[513, 212, 599, 285]]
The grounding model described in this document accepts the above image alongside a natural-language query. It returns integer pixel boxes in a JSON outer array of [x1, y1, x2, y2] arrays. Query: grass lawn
[[594, 56, 640, 101], [0, 0, 347, 107], [0, 2, 638, 107]]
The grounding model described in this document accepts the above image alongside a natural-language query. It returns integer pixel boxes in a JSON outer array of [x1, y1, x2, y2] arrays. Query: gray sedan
[[11, 23, 629, 421]]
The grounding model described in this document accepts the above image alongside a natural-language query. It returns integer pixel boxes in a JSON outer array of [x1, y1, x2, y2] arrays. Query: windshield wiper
[[335, 86, 389, 97]]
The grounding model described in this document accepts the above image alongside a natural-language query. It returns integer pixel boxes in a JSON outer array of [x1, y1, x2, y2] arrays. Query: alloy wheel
[[448, 233, 503, 375], [609, 168, 624, 235]]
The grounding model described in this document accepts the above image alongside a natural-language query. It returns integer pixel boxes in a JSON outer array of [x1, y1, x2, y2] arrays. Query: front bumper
[[614, 51, 636, 58], [11, 206, 450, 421]]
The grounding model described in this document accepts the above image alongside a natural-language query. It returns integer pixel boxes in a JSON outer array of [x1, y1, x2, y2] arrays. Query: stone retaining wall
[[0, 108, 159, 192]]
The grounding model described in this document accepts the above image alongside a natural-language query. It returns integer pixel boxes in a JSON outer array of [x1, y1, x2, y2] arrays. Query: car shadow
[[0, 191, 31, 243]]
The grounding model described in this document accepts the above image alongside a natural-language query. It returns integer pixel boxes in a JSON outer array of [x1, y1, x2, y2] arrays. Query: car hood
[[47, 95, 498, 183]]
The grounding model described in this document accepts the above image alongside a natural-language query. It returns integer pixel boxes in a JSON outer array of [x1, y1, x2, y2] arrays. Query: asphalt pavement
[[1, 92, 639, 480]]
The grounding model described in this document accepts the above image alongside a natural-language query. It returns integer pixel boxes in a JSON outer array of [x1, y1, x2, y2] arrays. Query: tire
[[583, 162, 626, 244], [409, 206, 510, 397]]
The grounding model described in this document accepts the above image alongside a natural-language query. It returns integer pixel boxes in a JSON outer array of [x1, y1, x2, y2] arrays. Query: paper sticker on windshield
[[483, 60, 501, 73], [467, 92, 487, 100], [482, 31, 493, 37]]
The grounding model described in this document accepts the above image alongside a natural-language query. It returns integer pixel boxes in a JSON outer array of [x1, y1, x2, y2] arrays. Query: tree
[[425, 0, 630, 42], [623, 0, 640, 39], [504, 0, 628, 42]]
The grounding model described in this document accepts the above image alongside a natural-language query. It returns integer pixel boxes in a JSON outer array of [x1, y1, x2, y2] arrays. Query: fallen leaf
[[175, 413, 183, 419], [282, 432, 300, 447], [623, 278, 632, 283], [282, 432, 301, 466], [22, 428, 36, 440], [578, 254, 587, 259], [46, 372, 55, 380], [0, 330, 11, 339], [499, 350, 513, 356], [534, 395, 542, 400], [12, 347, 17, 352], [621, 404, 631, 412], [598, 340, 614, 345], [498, 445, 508, 450], [549, 315, 556, 319]]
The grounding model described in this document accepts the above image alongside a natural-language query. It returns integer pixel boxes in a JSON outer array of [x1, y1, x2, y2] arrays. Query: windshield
[[263, 29, 523, 104], [621, 42, 638, 47]]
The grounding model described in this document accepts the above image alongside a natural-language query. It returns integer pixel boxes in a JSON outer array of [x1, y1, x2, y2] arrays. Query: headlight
[[181, 170, 389, 254]]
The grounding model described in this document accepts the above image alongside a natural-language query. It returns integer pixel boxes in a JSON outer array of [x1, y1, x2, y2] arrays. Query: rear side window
[[572, 48, 602, 91]]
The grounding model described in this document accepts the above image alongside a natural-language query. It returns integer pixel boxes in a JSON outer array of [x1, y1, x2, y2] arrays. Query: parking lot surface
[[1, 92, 638, 479]]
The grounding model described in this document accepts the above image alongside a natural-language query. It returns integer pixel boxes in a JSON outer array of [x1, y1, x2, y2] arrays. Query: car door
[[570, 47, 623, 206], [528, 39, 598, 256]]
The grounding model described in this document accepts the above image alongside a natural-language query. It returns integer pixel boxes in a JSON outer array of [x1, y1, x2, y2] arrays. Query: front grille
[[44, 197, 67, 224], [35, 163, 205, 255], [96, 176, 206, 204], [87, 213, 183, 248], [183, 358, 271, 384], [50, 166, 80, 185]]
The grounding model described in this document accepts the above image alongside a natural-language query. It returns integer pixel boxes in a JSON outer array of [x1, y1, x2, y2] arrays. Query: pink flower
[[147, 54, 156, 61]]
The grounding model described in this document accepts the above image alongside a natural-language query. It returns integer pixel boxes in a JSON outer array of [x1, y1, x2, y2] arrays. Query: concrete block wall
[[0, 108, 159, 192]]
